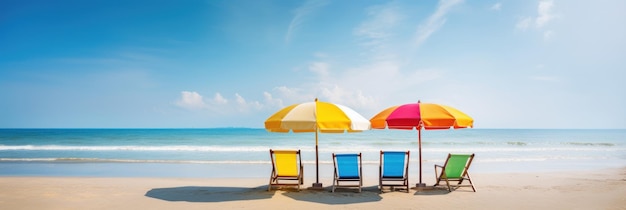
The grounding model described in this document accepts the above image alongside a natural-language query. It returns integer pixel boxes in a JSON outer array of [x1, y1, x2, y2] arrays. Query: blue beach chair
[[332, 153, 363, 192], [379, 150, 410, 193]]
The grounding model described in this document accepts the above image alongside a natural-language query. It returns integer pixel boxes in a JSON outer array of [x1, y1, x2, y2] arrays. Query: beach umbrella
[[265, 98, 371, 189], [370, 100, 473, 187]]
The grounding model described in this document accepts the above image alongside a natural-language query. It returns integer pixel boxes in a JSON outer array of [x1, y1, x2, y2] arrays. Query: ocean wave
[[0, 145, 277, 152], [426, 147, 626, 152], [1, 144, 623, 153], [0, 145, 374, 153], [0, 158, 272, 164], [0, 156, 610, 164], [0, 158, 352, 165], [563, 142, 615, 146], [506, 141, 528, 146]]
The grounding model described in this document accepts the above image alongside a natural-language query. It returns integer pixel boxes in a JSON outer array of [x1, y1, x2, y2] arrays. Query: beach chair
[[434, 153, 476, 192], [332, 153, 363, 192], [268, 149, 304, 191], [379, 150, 410, 193]]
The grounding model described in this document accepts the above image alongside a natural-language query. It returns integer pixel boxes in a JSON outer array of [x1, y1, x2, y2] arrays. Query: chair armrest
[[434, 164, 443, 179]]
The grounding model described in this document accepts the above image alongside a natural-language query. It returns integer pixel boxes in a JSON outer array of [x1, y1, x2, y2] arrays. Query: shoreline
[[2, 160, 624, 178], [1, 168, 624, 209]]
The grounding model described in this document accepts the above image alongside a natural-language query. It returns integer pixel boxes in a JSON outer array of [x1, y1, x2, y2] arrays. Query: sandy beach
[[1, 167, 624, 210]]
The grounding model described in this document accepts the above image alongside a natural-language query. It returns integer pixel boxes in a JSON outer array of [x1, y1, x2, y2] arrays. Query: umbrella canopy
[[370, 101, 473, 186], [265, 98, 370, 188]]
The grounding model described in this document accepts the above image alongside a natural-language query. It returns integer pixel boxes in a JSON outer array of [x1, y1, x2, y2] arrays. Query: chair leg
[[444, 178, 452, 192], [404, 179, 409, 193], [358, 179, 362, 193], [466, 173, 476, 192]]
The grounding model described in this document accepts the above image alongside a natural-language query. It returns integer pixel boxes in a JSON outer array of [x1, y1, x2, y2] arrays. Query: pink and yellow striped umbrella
[[370, 101, 473, 187]]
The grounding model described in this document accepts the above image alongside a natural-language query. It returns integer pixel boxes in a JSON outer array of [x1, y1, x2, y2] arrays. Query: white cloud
[[176, 91, 207, 110], [490, 2, 502, 11], [261, 1, 461, 115], [285, 0, 328, 43], [272, 85, 317, 105], [355, 4, 402, 40], [309, 62, 329, 77], [318, 85, 376, 110], [273, 86, 309, 102], [234, 93, 262, 112], [193, 1, 460, 118], [176, 91, 267, 114], [211, 93, 228, 105], [263, 92, 284, 108], [271, 0, 459, 112], [354, 2, 403, 59], [516, 0, 557, 37], [235, 93, 246, 105], [536, 0, 555, 28], [415, 0, 464, 47]]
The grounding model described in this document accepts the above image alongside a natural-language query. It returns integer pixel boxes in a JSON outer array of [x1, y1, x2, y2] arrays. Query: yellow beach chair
[[434, 153, 476, 192], [268, 149, 304, 191]]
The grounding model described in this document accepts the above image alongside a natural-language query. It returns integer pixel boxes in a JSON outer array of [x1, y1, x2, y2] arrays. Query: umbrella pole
[[416, 128, 426, 187], [312, 129, 323, 189]]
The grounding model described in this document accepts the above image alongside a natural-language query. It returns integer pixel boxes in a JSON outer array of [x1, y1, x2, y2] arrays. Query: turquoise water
[[1, 128, 625, 178]]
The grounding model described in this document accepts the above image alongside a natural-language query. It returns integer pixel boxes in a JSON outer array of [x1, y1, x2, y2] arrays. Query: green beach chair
[[379, 150, 410, 193], [332, 153, 363, 192], [268, 149, 304, 191], [434, 153, 476, 192]]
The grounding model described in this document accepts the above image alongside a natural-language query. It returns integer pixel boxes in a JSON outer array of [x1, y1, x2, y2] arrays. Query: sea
[[1, 128, 625, 180]]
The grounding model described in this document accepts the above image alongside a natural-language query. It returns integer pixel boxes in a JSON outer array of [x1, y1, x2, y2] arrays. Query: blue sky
[[1, 0, 625, 129]]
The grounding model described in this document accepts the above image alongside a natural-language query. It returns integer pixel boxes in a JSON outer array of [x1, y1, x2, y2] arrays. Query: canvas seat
[[434, 153, 476, 192], [268, 149, 303, 191], [379, 150, 410, 193], [332, 153, 362, 192]]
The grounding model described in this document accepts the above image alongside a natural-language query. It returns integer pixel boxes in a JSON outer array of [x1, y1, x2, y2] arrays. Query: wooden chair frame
[[379, 150, 410, 193], [332, 153, 363, 192], [268, 149, 303, 191], [434, 153, 476, 192]]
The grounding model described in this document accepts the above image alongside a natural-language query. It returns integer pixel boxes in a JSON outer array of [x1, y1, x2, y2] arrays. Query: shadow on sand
[[145, 185, 275, 202], [282, 185, 382, 205], [145, 185, 455, 203], [412, 187, 452, 196]]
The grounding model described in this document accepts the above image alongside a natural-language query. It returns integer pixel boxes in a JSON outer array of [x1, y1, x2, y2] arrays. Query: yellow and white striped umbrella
[[264, 98, 370, 188], [265, 99, 370, 133]]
